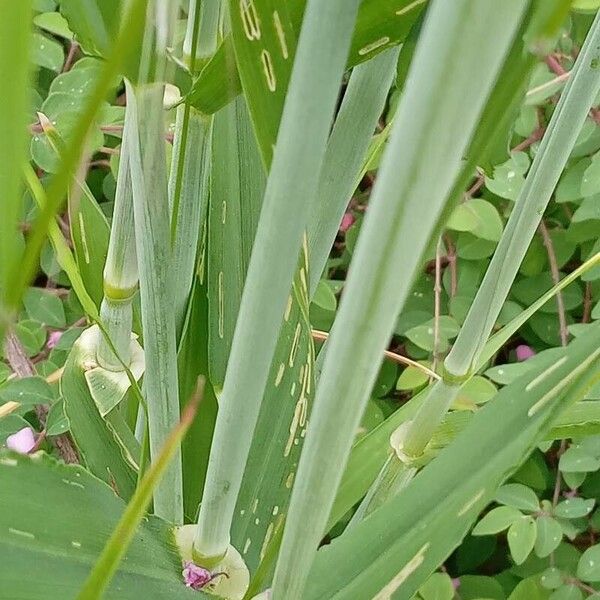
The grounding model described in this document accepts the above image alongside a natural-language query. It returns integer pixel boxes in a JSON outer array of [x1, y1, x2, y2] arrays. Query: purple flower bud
[[182, 561, 212, 590], [515, 344, 536, 362], [47, 331, 63, 349], [339, 212, 355, 233], [6, 427, 36, 454]]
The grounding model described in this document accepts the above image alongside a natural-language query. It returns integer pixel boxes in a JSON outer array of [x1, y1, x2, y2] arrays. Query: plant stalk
[[401, 10, 600, 459]]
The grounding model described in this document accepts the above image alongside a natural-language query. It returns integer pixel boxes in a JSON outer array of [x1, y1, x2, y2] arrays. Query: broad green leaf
[[0, 414, 30, 443], [227, 0, 299, 165], [508, 516, 537, 565], [312, 281, 337, 313], [304, 324, 600, 599], [582, 151, 600, 197], [559, 445, 600, 472], [495, 483, 540, 512], [13, 319, 46, 357], [554, 498, 595, 519], [31, 92, 106, 173], [396, 364, 430, 391], [447, 198, 504, 241], [577, 544, 600, 582], [188, 0, 426, 116], [453, 376, 497, 410], [31, 31, 64, 72], [472, 506, 523, 536], [485, 153, 529, 201], [0, 376, 54, 410], [46, 398, 70, 436], [549, 585, 583, 600], [405, 316, 460, 353], [417, 572, 454, 600], [460, 575, 506, 599], [60, 0, 122, 57], [535, 516, 563, 557], [34, 11, 74, 39], [541, 567, 563, 590], [573, 194, 600, 222], [0, 0, 31, 334], [23, 288, 66, 328], [556, 158, 590, 202], [0, 452, 199, 599]]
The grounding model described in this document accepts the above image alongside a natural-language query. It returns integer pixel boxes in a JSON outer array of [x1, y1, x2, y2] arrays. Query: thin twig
[[432, 238, 443, 375], [512, 127, 545, 152], [538, 221, 569, 346], [546, 54, 567, 76], [583, 282, 593, 324], [311, 329, 441, 380], [443, 235, 458, 297], [61, 41, 79, 73], [525, 72, 570, 100]]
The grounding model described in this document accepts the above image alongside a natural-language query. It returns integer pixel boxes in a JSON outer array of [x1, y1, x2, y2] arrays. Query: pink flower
[[6, 427, 36, 454], [182, 562, 213, 590], [515, 344, 536, 362], [339, 212, 355, 233], [47, 331, 63, 349]]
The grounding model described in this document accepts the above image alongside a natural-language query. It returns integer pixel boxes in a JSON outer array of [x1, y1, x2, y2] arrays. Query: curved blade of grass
[[446, 10, 600, 378], [127, 81, 183, 523], [5, 0, 148, 315], [207, 96, 265, 391], [77, 385, 200, 600], [207, 91, 317, 578], [307, 47, 399, 294], [178, 280, 219, 521], [230, 239, 314, 575], [401, 9, 600, 458], [0, 0, 31, 336], [23, 165, 100, 321], [187, 0, 427, 116], [169, 0, 220, 337], [329, 250, 600, 528], [480, 252, 600, 366], [69, 180, 111, 309], [194, 0, 362, 563], [305, 324, 600, 600], [271, 3, 527, 597]]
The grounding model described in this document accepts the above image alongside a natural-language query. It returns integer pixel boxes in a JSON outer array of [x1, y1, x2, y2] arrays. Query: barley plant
[[5, 0, 600, 598]]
